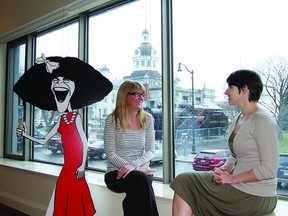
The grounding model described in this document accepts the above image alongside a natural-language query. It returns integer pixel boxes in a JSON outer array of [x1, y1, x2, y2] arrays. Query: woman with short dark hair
[[171, 69, 279, 216]]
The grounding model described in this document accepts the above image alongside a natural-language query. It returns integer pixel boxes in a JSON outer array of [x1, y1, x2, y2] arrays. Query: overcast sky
[[36, 0, 288, 101], [172, 0, 288, 101]]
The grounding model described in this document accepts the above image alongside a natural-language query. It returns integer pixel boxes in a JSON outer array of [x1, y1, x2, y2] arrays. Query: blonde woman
[[104, 80, 159, 216]]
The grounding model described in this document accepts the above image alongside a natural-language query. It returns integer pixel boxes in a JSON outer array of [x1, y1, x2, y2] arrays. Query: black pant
[[105, 170, 159, 216]]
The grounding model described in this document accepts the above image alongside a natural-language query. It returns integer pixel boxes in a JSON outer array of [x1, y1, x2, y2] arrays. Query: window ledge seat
[[0, 158, 286, 216], [0, 158, 172, 215]]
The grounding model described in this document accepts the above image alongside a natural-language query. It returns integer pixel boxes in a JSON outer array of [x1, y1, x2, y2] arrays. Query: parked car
[[87, 139, 106, 160], [150, 142, 178, 165], [277, 152, 288, 187], [48, 137, 63, 154], [192, 149, 231, 171], [17, 130, 46, 150]]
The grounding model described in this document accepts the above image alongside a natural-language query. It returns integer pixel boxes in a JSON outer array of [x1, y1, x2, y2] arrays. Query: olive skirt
[[170, 171, 277, 216]]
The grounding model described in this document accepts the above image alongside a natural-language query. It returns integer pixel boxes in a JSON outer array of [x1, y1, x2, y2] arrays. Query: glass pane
[[5, 43, 26, 156], [36, 22, 79, 57], [32, 109, 63, 163], [87, 0, 162, 176], [32, 22, 79, 164], [173, 0, 288, 196]]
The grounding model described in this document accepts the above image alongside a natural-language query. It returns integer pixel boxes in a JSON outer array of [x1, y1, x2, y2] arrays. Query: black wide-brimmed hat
[[13, 55, 113, 111]]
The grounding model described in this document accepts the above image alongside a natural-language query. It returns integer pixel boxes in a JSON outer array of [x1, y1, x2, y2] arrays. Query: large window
[[32, 21, 79, 163], [4, 0, 288, 196], [86, 0, 162, 175], [172, 0, 288, 195], [5, 40, 26, 158]]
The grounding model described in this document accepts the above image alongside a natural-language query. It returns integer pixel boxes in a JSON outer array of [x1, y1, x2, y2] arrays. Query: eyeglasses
[[127, 92, 146, 98]]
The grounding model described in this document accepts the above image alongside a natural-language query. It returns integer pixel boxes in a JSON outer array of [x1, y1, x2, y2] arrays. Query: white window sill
[[0, 158, 287, 216], [0, 158, 174, 201]]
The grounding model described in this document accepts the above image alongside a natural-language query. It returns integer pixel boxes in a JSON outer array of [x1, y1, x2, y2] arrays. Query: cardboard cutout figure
[[14, 54, 113, 216]]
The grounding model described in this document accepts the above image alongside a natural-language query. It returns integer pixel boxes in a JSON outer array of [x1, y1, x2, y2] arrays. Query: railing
[[173, 127, 227, 142]]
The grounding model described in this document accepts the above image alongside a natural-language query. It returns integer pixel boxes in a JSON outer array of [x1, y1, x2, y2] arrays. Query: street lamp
[[99, 108, 102, 127], [177, 62, 197, 154]]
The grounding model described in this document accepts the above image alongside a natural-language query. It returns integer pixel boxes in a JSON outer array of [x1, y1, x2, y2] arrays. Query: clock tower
[[124, 28, 160, 81]]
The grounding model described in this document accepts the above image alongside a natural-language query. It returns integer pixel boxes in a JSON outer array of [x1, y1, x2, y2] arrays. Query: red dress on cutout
[[53, 111, 96, 216]]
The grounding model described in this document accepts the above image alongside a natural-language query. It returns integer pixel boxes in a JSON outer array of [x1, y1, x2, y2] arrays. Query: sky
[[36, 0, 288, 101], [172, 0, 288, 101]]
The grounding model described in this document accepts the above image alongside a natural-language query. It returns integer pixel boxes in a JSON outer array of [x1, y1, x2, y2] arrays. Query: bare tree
[[257, 56, 288, 132], [40, 110, 58, 128]]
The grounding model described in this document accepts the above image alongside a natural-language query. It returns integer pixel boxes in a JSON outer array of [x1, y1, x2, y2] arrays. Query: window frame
[[2, 1, 287, 199], [4, 36, 28, 160]]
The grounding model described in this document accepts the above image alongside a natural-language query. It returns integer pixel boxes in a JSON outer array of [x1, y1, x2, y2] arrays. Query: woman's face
[[126, 90, 145, 112], [51, 76, 75, 112], [224, 85, 242, 105]]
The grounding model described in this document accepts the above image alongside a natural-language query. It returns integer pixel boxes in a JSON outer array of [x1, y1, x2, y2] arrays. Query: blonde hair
[[112, 80, 146, 130]]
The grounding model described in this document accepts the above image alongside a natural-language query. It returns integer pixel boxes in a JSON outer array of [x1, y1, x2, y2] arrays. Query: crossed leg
[[172, 193, 194, 216]]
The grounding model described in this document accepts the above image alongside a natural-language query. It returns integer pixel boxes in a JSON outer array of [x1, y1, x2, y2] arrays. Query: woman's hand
[[117, 164, 135, 179], [16, 121, 28, 137], [139, 164, 156, 175], [213, 167, 233, 184], [117, 164, 156, 179], [76, 165, 85, 179]]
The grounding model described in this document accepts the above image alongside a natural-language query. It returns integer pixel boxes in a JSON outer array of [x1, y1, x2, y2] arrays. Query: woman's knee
[[124, 171, 153, 192], [173, 193, 193, 216]]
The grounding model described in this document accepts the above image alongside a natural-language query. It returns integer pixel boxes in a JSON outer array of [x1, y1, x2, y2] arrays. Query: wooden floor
[[0, 203, 28, 216]]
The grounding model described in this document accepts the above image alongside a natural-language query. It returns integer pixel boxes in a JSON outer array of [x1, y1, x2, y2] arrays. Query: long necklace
[[63, 110, 77, 124]]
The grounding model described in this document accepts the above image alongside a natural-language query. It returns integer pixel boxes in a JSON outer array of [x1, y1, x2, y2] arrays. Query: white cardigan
[[227, 108, 279, 197]]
